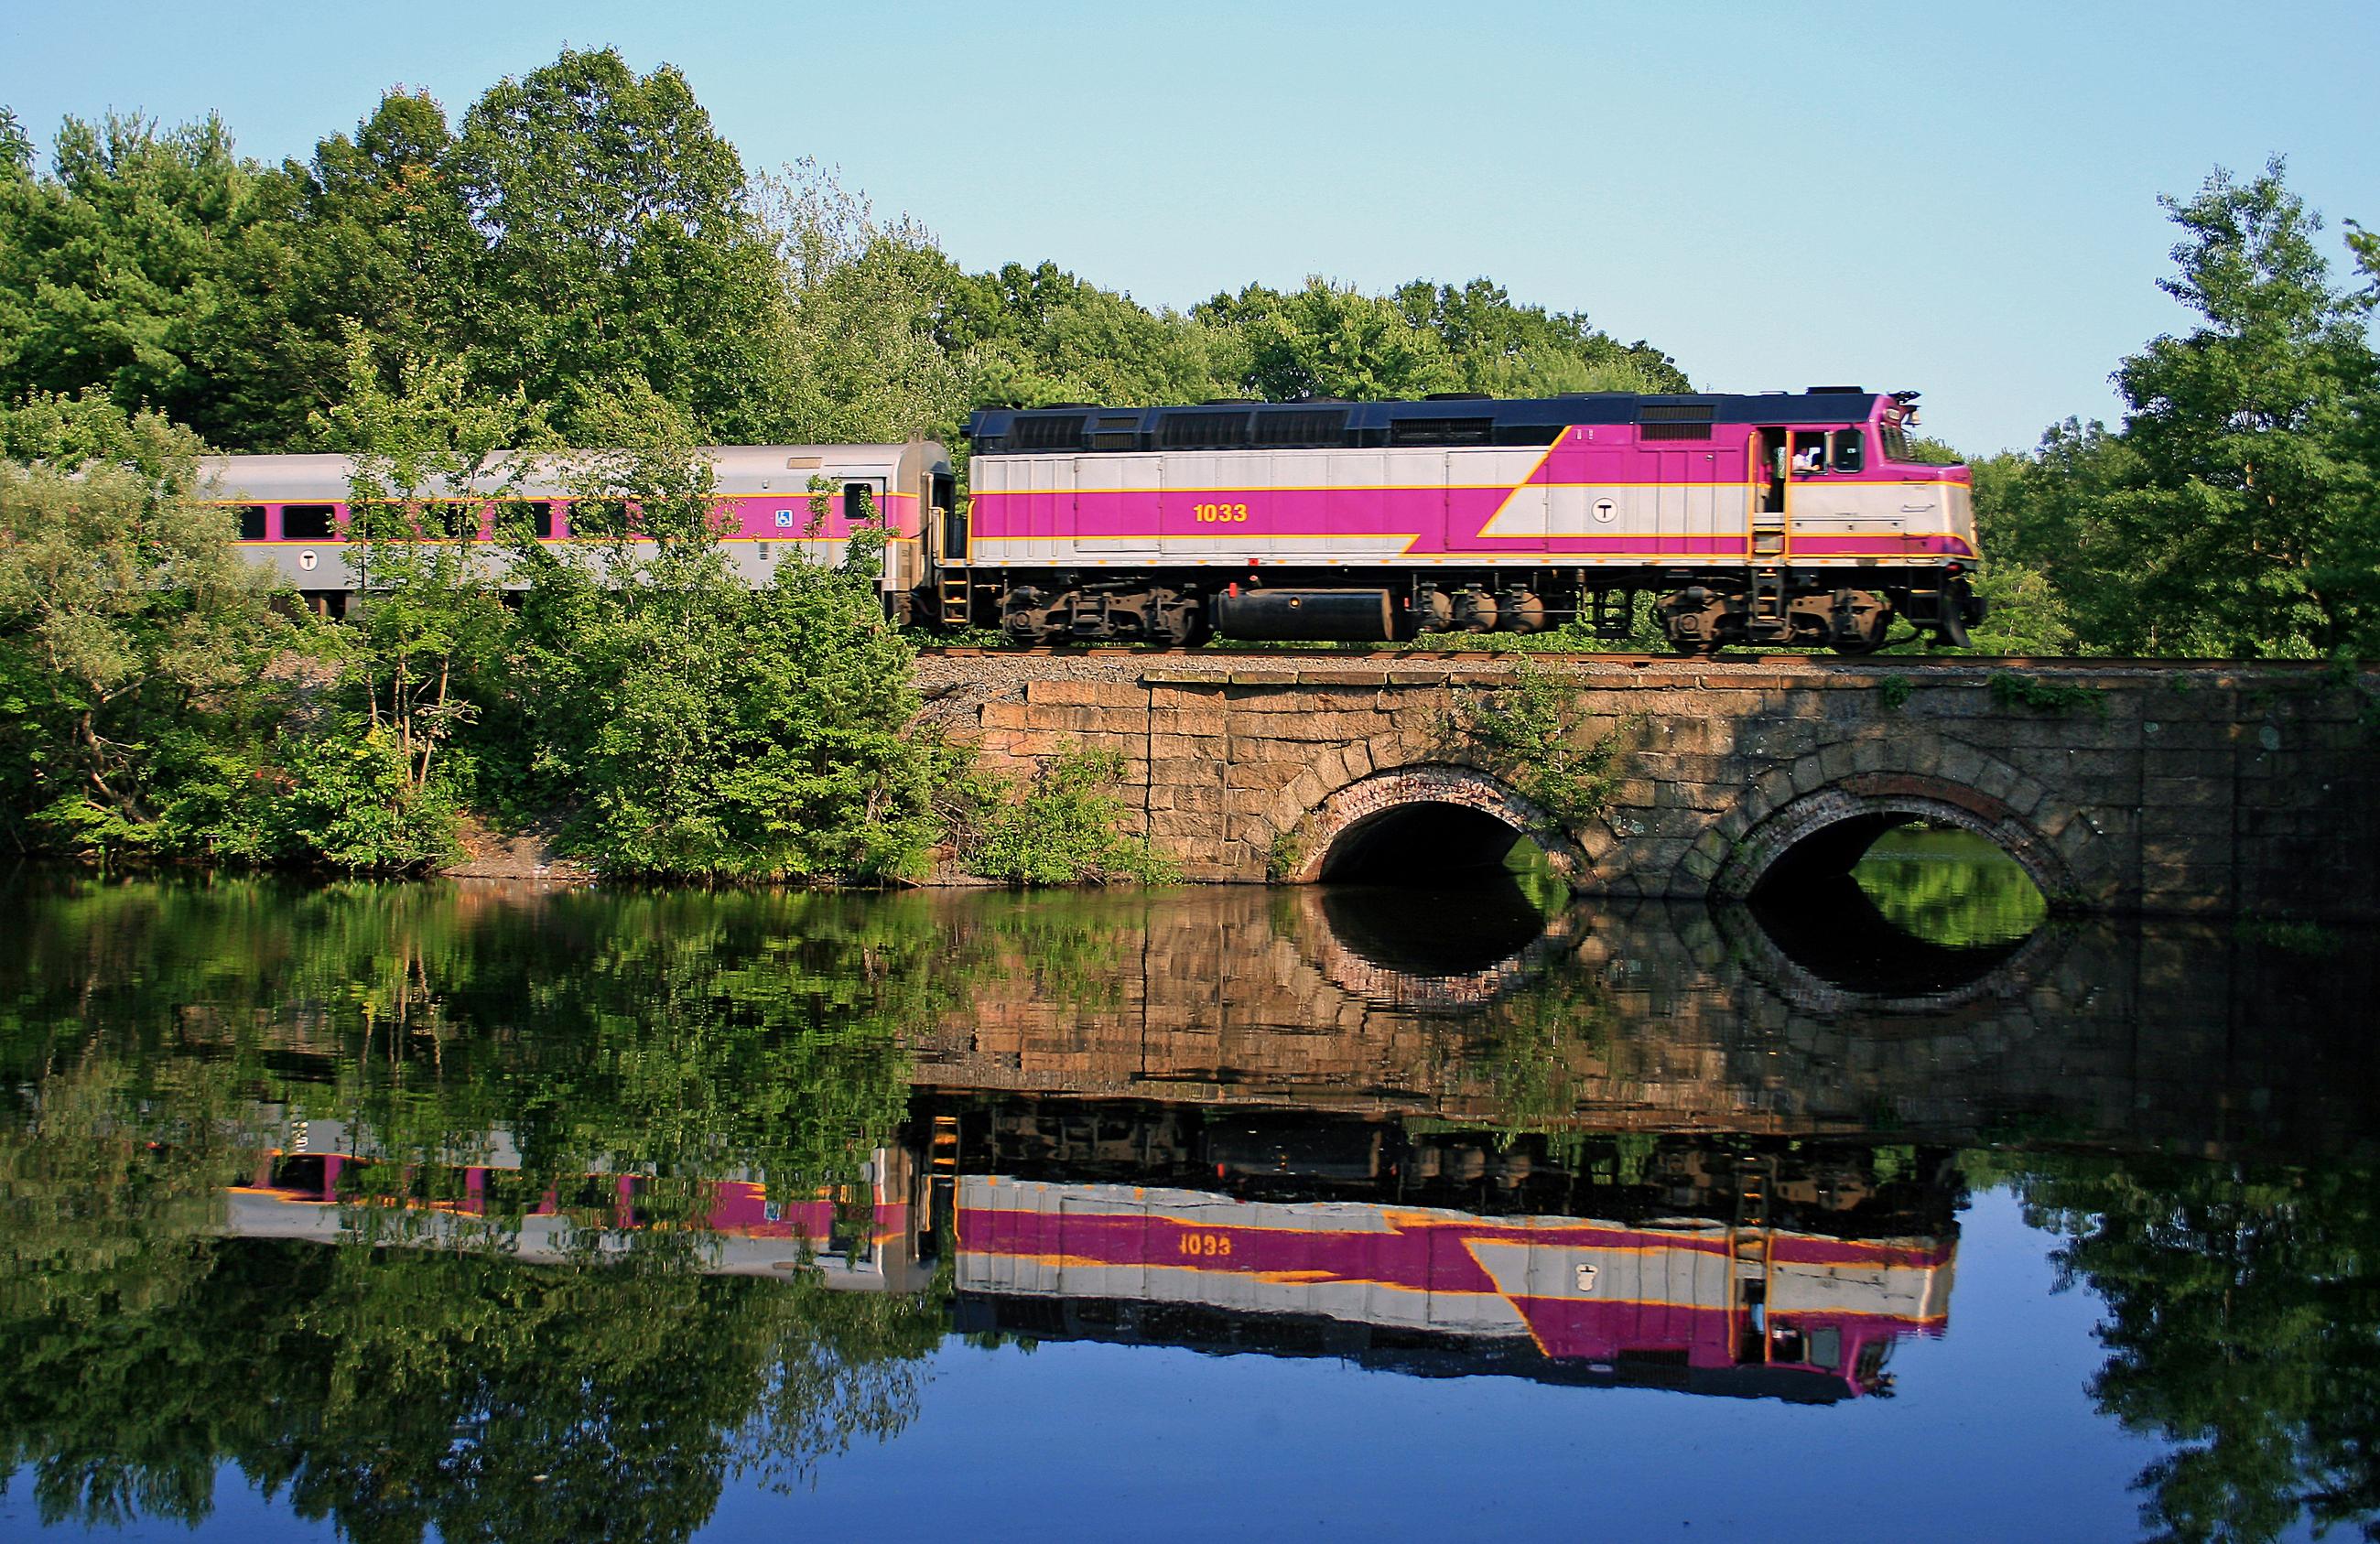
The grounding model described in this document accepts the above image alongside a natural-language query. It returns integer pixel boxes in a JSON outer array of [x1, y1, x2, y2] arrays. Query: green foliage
[[0, 392, 298, 860], [2005, 1151, 2380, 1544], [1449, 658, 1638, 828], [957, 744, 1178, 886], [1852, 826, 2049, 947], [1389, 277, 1689, 396], [2233, 916, 2342, 956], [450, 49, 794, 443], [505, 427, 938, 881], [312, 338, 542, 866], [1877, 674, 1914, 712], [1987, 670, 2108, 718], [1968, 160, 2380, 660]]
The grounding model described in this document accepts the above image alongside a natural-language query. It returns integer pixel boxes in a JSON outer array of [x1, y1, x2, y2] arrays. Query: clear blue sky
[[5, 0, 2374, 452]]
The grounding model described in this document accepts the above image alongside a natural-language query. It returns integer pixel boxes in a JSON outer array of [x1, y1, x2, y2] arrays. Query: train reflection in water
[[228, 1102, 1957, 1406]]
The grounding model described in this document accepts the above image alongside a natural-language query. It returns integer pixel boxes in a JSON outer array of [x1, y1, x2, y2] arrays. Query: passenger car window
[[283, 504, 336, 541]]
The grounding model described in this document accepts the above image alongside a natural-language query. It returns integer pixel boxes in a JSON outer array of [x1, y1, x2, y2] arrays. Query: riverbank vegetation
[[3, 50, 2375, 873]]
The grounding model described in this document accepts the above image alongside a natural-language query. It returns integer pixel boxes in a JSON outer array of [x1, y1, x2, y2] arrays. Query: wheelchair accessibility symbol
[[774, 509, 795, 529]]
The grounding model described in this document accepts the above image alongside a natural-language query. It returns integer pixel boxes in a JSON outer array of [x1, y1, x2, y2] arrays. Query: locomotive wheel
[[1826, 597, 1895, 654]]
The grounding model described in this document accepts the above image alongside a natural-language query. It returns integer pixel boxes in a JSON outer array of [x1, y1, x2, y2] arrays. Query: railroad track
[[915, 646, 2346, 671]]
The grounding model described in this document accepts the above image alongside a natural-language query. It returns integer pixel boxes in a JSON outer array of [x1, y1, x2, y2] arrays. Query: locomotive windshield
[[1879, 420, 1918, 462]]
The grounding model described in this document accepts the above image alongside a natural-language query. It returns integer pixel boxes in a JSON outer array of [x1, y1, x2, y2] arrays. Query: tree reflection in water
[[1991, 1151, 2380, 1544], [0, 874, 2374, 1544]]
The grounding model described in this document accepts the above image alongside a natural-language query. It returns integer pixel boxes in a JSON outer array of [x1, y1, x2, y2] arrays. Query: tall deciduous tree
[[0, 114, 263, 442], [203, 91, 474, 449], [1196, 278, 1465, 400], [447, 48, 794, 441], [2100, 160, 2378, 657], [0, 392, 291, 858]]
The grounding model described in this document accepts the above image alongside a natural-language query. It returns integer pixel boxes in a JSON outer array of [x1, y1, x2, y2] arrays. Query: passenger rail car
[[959, 388, 1985, 652], [205, 442, 956, 616]]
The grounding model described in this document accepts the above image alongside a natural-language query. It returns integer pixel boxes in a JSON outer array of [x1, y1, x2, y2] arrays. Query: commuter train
[[955, 1175, 1947, 1400], [205, 387, 1983, 653], [218, 1104, 1954, 1403]]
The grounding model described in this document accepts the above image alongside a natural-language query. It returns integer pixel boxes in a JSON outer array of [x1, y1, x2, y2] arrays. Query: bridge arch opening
[[1286, 765, 1589, 896], [1316, 802, 1529, 885], [1719, 782, 2061, 998], [1715, 782, 2076, 914]]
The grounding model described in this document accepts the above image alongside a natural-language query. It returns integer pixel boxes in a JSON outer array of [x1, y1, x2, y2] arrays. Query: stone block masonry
[[912, 653, 2380, 920]]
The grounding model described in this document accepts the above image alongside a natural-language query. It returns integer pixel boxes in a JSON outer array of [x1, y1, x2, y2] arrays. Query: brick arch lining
[[1283, 762, 1589, 890]]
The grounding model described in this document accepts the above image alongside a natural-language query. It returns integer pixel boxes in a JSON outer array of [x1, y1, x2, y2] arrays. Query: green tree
[[0, 113, 265, 442], [0, 392, 295, 859], [200, 91, 474, 449], [934, 256, 1241, 416], [447, 48, 795, 441], [755, 158, 973, 442], [1198, 277, 1464, 400], [2099, 161, 2378, 657], [504, 403, 938, 881], [1390, 277, 1689, 396], [298, 339, 546, 869]]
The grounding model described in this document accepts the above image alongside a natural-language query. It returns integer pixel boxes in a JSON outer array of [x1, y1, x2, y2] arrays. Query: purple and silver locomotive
[[957, 388, 1985, 652]]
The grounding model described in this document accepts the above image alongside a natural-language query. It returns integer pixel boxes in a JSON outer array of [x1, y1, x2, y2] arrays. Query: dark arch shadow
[[1712, 780, 2082, 911], [1753, 813, 1916, 894], [1733, 815, 2054, 1004], [1318, 880, 1553, 981], [1316, 802, 1526, 885]]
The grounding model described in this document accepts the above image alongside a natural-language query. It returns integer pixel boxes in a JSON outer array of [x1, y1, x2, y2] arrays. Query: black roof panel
[[967, 390, 1884, 454]]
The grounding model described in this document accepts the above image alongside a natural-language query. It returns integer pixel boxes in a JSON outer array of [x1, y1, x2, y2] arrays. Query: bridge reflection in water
[[5, 869, 2379, 1544]]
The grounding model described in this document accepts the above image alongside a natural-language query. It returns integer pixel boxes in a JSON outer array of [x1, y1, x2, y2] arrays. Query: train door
[[1652, 449, 1722, 553], [840, 477, 889, 586], [1748, 429, 1789, 561], [1446, 444, 1549, 555]]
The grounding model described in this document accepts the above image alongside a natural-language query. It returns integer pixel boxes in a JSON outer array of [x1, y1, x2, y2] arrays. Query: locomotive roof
[[968, 390, 1888, 455]]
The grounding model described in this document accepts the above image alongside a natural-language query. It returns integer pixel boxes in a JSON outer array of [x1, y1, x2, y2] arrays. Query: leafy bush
[[959, 745, 1177, 886], [1448, 657, 1637, 828]]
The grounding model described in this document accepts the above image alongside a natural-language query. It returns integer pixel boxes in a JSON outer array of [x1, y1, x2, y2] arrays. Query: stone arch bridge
[[922, 654, 2380, 919]]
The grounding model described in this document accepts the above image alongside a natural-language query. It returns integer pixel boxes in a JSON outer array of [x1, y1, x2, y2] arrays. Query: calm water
[[1, 844, 2375, 1544]]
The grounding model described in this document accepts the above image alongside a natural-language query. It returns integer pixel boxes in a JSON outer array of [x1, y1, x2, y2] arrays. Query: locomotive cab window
[[1829, 430, 1866, 473], [1790, 431, 1830, 475]]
